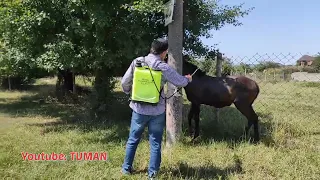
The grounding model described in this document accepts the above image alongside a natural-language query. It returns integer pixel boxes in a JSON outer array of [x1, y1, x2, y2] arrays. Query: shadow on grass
[[0, 85, 80, 122], [181, 103, 276, 147], [0, 84, 133, 143], [1, 84, 56, 93], [256, 112, 276, 147], [165, 157, 243, 179], [0, 84, 277, 146]]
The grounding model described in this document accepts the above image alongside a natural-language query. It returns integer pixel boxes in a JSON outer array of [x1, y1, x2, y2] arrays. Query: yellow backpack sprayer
[[130, 57, 199, 104], [131, 58, 163, 104]]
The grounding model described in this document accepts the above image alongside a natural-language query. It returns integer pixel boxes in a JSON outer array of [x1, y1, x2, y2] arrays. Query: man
[[121, 38, 192, 179]]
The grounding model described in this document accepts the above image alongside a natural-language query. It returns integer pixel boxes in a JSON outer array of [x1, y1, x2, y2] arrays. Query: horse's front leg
[[188, 104, 194, 137], [193, 104, 201, 140]]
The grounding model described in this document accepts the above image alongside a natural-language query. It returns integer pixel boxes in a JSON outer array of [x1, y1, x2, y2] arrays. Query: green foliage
[[0, 0, 43, 88], [1, 0, 253, 117], [1, 0, 254, 73], [254, 61, 283, 72], [233, 63, 253, 74], [198, 57, 235, 76], [199, 58, 213, 73], [123, 0, 254, 56], [221, 59, 235, 76], [312, 55, 320, 72], [122, 0, 164, 13]]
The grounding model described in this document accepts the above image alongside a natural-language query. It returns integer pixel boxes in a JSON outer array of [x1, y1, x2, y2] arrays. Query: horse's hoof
[[250, 140, 259, 145], [193, 134, 200, 140], [191, 135, 201, 144], [194, 132, 199, 139], [247, 137, 259, 145], [253, 138, 260, 144], [252, 136, 260, 144]]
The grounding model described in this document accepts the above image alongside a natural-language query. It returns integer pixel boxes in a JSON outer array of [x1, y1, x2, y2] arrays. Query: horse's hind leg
[[234, 101, 260, 142]]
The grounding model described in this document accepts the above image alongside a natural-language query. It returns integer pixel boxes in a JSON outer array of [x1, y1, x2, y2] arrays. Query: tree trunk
[[72, 71, 76, 93], [63, 69, 74, 92], [89, 67, 116, 119], [8, 76, 11, 91], [56, 69, 75, 99], [58, 69, 74, 93]]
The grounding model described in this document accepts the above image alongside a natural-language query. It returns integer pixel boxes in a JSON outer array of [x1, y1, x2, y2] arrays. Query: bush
[[311, 56, 320, 72], [301, 66, 318, 73]]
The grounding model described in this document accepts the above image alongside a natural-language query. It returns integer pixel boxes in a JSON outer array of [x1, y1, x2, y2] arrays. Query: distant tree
[[254, 61, 282, 72], [220, 57, 234, 76], [199, 58, 212, 73], [234, 62, 253, 74], [199, 55, 234, 76], [312, 55, 320, 72]]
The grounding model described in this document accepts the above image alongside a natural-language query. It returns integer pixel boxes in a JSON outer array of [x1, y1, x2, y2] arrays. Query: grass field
[[0, 77, 319, 179]]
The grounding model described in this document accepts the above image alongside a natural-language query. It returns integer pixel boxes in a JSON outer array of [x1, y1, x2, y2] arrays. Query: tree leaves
[[0, 0, 253, 79], [312, 55, 320, 72]]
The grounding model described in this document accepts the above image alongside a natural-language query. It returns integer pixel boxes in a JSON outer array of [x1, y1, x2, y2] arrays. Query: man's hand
[[185, 74, 192, 82]]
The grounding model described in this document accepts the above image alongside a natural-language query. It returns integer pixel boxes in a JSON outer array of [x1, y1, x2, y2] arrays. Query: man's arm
[[159, 63, 190, 87], [121, 60, 135, 94]]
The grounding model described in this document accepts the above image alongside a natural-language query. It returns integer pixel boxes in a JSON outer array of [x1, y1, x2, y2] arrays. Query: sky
[[200, 0, 320, 65]]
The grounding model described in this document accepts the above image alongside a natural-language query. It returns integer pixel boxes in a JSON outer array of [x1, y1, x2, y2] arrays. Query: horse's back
[[229, 75, 260, 104], [184, 75, 237, 107], [235, 75, 259, 91], [184, 74, 259, 106]]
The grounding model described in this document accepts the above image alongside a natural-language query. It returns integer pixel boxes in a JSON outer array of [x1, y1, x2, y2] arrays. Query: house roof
[[297, 55, 315, 62]]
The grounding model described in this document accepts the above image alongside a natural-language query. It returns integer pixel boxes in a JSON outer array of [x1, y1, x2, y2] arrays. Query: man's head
[[150, 38, 168, 61]]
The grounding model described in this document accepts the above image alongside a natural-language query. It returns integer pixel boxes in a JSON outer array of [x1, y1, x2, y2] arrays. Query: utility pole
[[164, 0, 183, 147]]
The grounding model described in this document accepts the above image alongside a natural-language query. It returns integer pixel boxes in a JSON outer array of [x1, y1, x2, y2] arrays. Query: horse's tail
[[252, 80, 260, 103]]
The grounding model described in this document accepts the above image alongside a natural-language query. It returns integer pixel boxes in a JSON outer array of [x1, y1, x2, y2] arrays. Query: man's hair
[[150, 38, 168, 55]]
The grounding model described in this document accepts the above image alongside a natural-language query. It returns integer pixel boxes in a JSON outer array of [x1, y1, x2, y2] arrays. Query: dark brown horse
[[181, 56, 260, 142]]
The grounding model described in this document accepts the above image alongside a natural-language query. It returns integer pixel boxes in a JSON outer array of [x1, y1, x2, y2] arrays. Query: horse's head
[[164, 54, 206, 77], [182, 55, 206, 77]]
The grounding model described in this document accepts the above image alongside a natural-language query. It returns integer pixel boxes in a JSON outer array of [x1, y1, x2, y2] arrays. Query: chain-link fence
[[115, 52, 319, 142], [227, 53, 319, 82], [186, 52, 320, 142]]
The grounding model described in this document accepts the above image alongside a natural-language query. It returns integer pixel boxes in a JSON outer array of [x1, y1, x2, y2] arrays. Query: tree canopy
[[1, 0, 253, 74], [0, 0, 253, 116]]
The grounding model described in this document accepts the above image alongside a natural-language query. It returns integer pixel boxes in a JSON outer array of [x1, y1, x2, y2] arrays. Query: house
[[297, 55, 315, 66]]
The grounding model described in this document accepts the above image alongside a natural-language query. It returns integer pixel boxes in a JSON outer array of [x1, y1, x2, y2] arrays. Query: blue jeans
[[122, 110, 166, 177]]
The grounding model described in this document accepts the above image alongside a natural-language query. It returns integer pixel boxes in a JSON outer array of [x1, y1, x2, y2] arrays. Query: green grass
[[0, 78, 319, 179]]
